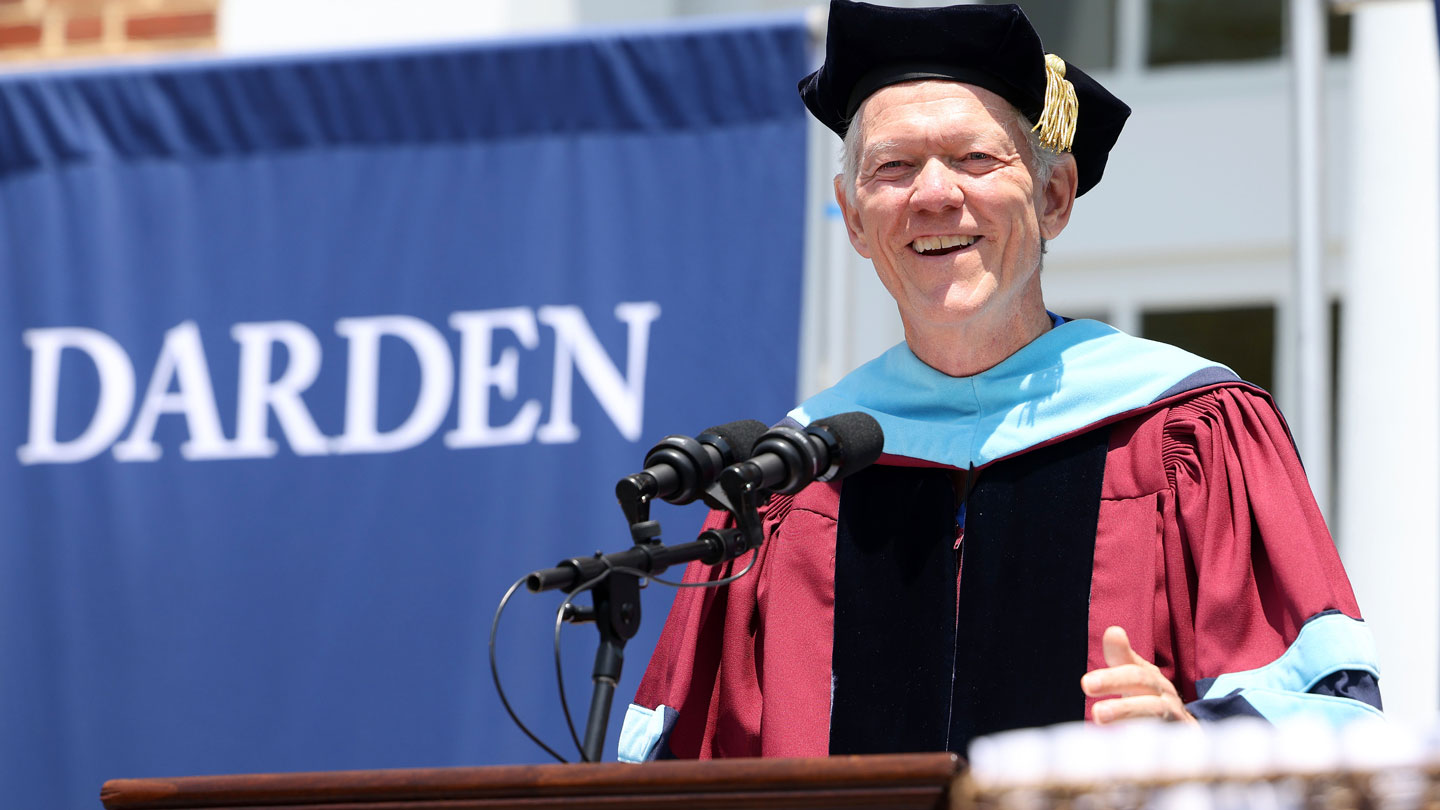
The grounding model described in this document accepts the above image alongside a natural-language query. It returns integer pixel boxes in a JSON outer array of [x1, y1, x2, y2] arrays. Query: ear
[[1037, 153, 1078, 240], [833, 174, 873, 259]]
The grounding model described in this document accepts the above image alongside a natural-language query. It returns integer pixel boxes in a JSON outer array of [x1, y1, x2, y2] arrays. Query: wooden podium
[[101, 752, 965, 809]]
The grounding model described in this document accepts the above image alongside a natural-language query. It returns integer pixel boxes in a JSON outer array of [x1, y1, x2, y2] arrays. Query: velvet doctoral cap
[[798, 0, 1131, 196]]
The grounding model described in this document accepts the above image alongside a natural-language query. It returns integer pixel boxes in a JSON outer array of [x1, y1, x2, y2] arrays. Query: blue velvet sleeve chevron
[[618, 703, 678, 763], [1186, 612, 1383, 725]]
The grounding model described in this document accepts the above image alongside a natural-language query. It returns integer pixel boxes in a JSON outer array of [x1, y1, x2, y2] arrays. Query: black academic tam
[[798, 0, 1131, 196]]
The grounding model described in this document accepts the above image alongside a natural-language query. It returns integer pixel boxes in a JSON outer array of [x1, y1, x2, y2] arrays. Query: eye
[[867, 159, 914, 181], [955, 151, 1003, 173]]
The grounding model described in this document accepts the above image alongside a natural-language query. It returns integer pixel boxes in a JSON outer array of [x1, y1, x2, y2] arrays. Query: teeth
[[912, 235, 978, 253]]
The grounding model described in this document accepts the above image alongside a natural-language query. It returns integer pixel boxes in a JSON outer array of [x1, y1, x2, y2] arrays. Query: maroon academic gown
[[629, 384, 1369, 758]]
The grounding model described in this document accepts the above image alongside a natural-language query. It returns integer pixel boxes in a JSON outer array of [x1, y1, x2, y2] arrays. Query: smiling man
[[841, 79, 1065, 378], [619, 0, 1381, 762]]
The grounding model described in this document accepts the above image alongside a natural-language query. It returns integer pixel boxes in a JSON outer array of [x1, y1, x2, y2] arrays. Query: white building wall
[[219, 0, 579, 54], [1336, 0, 1440, 725]]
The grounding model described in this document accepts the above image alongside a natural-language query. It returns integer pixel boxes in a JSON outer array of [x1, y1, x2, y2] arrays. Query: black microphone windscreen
[[699, 419, 769, 465], [809, 412, 885, 479]]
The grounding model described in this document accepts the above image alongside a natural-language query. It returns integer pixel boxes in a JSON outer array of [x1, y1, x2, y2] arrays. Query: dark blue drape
[[0, 17, 809, 809]]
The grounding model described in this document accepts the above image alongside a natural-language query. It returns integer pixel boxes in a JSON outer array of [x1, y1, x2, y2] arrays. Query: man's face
[[836, 81, 1076, 338]]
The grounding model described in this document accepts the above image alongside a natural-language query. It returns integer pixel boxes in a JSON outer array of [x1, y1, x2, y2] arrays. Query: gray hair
[[839, 96, 1064, 203]]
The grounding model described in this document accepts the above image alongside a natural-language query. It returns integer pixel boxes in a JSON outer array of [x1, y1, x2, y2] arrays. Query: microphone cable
[[490, 546, 761, 763], [490, 575, 569, 763]]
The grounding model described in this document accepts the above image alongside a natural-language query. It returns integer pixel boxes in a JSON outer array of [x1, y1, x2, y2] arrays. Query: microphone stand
[[525, 467, 768, 763]]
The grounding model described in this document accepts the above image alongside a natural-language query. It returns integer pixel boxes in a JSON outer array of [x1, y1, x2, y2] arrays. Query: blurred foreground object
[[969, 717, 1436, 810]]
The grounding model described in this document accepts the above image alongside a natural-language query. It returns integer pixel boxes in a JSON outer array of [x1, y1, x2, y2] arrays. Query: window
[[1141, 306, 1275, 391], [982, 0, 1117, 71], [1148, 0, 1352, 67]]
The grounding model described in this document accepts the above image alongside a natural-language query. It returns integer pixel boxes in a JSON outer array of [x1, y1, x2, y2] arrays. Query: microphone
[[617, 419, 769, 506], [726, 412, 884, 495]]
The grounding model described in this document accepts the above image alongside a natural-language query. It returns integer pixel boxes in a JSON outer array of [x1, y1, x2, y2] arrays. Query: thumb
[[1102, 625, 1141, 668]]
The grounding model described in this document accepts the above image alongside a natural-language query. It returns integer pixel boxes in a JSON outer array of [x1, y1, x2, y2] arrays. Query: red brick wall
[[0, 0, 219, 63]]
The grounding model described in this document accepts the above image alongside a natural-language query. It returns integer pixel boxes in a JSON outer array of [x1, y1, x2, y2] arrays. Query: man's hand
[[1080, 626, 1197, 725]]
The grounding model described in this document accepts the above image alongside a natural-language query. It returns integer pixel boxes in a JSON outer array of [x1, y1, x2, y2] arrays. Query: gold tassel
[[1033, 53, 1078, 153]]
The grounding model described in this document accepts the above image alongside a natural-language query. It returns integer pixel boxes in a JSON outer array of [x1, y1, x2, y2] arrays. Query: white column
[[1290, 0, 1332, 516], [1337, 0, 1440, 724], [1114, 0, 1148, 78]]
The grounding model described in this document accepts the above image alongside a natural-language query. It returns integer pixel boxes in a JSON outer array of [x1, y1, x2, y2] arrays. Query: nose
[[909, 157, 964, 213]]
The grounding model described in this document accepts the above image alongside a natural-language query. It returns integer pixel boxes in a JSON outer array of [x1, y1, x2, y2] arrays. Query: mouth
[[910, 235, 981, 256]]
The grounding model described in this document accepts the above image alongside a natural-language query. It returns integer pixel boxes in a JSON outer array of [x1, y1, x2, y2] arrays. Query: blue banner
[[0, 17, 809, 809]]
